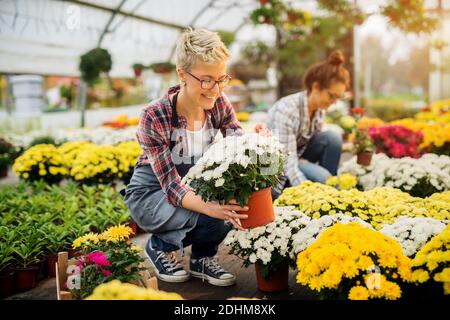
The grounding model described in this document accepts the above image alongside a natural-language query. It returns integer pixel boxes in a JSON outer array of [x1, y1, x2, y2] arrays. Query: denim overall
[[124, 93, 231, 257]]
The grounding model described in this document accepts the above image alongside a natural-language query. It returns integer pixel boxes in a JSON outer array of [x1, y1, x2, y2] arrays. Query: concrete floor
[[5, 233, 318, 300], [2, 152, 354, 300]]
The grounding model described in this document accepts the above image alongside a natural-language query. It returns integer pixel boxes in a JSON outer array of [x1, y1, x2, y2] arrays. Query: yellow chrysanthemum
[[348, 286, 369, 300], [85, 280, 184, 300], [338, 173, 358, 190], [100, 224, 133, 242], [412, 225, 450, 294], [274, 181, 450, 229], [296, 223, 411, 300], [326, 176, 339, 186], [72, 232, 100, 249], [131, 245, 142, 252], [12, 144, 66, 181], [444, 282, 450, 295]]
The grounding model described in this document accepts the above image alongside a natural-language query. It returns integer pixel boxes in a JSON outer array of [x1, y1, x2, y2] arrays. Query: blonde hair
[[175, 28, 229, 71]]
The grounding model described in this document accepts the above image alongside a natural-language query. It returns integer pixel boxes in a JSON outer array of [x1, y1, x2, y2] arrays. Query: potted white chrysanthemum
[[182, 133, 285, 228], [380, 216, 448, 257], [224, 207, 310, 292], [292, 213, 373, 254]]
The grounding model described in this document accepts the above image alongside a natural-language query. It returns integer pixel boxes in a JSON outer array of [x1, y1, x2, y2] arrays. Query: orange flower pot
[[240, 188, 275, 229], [255, 261, 289, 292], [357, 151, 372, 166]]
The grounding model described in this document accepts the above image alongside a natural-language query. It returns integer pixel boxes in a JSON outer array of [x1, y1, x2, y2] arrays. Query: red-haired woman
[[268, 50, 350, 197]]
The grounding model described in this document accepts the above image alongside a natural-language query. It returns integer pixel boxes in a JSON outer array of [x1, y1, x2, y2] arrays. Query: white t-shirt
[[185, 121, 209, 158]]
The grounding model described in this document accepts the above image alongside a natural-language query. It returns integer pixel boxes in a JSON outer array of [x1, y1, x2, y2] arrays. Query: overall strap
[[169, 92, 180, 151]]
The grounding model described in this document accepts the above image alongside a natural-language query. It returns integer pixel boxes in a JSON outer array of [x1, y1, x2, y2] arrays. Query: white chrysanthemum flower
[[292, 214, 372, 254], [224, 207, 310, 267], [215, 178, 225, 187], [380, 216, 448, 256], [339, 153, 450, 195]]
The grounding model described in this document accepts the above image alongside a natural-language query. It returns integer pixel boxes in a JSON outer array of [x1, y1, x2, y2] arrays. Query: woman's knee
[[310, 170, 331, 184], [196, 215, 230, 241], [300, 163, 331, 184], [322, 130, 342, 148]]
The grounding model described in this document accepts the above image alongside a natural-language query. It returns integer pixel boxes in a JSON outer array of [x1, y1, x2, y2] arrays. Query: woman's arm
[[269, 105, 307, 186], [136, 109, 189, 207], [181, 191, 248, 230]]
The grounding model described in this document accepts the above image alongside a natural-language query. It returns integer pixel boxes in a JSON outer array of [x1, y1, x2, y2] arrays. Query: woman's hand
[[206, 200, 248, 230], [254, 123, 272, 137]]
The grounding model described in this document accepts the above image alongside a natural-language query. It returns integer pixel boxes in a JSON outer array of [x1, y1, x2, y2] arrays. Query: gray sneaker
[[145, 242, 190, 283], [190, 256, 236, 286]]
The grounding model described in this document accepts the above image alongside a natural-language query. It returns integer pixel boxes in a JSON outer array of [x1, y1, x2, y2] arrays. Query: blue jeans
[[299, 130, 342, 184], [150, 215, 232, 259]]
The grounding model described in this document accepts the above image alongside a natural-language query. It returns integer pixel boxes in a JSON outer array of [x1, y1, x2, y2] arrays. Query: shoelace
[[156, 251, 182, 273], [201, 257, 226, 278]]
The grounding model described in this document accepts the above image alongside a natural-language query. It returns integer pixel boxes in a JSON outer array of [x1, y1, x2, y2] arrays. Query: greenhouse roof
[[1, 0, 441, 78], [0, 0, 294, 77]]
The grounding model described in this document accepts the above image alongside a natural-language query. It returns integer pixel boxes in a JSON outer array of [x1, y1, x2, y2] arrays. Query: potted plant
[[132, 63, 145, 77], [69, 144, 128, 185], [224, 207, 310, 292], [0, 137, 16, 178], [39, 224, 71, 277], [353, 127, 374, 166], [68, 225, 144, 299], [408, 225, 449, 300], [85, 279, 181, 300], [182, 133, 285, 229], [296, 222, 412, 300], [79, 48, 112, 86], [368, 125, 423, 159], [149, 62, 175, 74], [250, 0, 286, 25], [12, 144, 68, 184], [0, 227, 16, 298], [12, 226, 44, 292], [339, 115, 356, 141]]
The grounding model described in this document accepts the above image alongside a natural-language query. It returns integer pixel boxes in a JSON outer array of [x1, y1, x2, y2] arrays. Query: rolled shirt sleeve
[[269, 108, 307, 186], [136, 109, 189, 207]]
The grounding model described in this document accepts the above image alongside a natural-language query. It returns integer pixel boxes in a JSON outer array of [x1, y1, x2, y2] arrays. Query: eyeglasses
[[185, 71, 231, 90], [327, 90, 343, 102]]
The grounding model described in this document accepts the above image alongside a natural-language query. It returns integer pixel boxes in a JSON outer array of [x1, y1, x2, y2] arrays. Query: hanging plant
[[242, 41, 274, 66], [381, 0, 438, 34], [283, 9, 314, 38], [317, 0, 366, 26], [79, 48, 112, 85], [149, 62, 176, 74], [132, 63, 145, 77], [250, 0, 286, 26]]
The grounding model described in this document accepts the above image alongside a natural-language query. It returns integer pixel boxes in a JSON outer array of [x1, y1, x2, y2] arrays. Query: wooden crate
[[55, 252, 158, 300]]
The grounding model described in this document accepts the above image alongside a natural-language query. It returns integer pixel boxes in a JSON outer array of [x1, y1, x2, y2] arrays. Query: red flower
[[86, 251, 111, 267], [351, 107, 365, 115], [368, 124, 423, 158], [101, 269, 112, 277]]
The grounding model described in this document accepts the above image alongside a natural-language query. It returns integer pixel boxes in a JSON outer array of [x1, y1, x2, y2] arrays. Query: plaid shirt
[[267, 90, 324, 192], [136, 85, 243, 207]]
